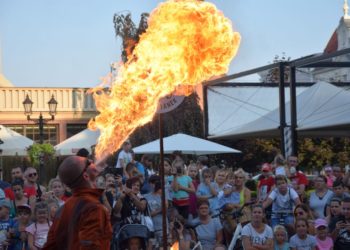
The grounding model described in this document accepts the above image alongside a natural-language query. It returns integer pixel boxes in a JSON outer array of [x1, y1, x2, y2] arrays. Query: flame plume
[[89, 0, 241, 159]]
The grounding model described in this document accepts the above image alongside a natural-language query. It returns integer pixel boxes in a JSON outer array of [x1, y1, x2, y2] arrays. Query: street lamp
[[22, 94, 58, 184], [22, 94, 58, 144]]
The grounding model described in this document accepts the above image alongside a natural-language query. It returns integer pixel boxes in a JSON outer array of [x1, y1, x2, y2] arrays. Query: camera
[[174, 220, 181, 230]]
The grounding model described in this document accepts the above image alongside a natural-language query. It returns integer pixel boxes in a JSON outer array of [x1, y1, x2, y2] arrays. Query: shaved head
[[58, 156, 89, 189]]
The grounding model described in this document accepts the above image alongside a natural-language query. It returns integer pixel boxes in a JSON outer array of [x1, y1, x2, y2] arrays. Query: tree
[[262, 52, 291, 83], [113, 12, 149, 63]]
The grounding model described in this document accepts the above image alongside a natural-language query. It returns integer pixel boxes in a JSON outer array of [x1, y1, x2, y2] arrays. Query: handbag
[[141, 204, 154, 232]]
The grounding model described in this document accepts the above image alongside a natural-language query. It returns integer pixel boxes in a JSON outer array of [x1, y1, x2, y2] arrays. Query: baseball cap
[[314, 218, 328, 229], [0, 199, 11, 209], [324, 166, 332, 172], [17, 204, 32, 212], [262, 163, 271, 172]]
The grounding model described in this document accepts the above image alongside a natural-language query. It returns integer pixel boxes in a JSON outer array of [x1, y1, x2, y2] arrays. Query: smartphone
[[110, 168, 123, 177]]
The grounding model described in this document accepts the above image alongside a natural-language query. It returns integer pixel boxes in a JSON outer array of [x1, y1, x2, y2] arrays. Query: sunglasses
[[294, 211, 304, 216], [67, 159, 92, 186], [28, 173, 37, 178]]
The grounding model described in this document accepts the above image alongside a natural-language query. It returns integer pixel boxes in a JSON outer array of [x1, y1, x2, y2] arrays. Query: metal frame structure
[[203, 47, 350, 156]]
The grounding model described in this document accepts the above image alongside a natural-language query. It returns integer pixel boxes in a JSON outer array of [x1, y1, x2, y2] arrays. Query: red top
[[258, 176, 275, 201], [4, 186, 36, 200], [290, 171, 308, 186]]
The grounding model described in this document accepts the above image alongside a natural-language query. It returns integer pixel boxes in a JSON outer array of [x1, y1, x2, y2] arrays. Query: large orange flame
[[89, 0, 241, 159]]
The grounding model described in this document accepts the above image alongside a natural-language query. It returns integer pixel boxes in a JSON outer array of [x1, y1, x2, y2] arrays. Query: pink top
[[26, 222, 52, 249], [325, 176, 334, 188], [316, 236, 333, 250]]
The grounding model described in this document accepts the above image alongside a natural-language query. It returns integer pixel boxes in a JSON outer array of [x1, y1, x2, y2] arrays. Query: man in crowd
[[4, 167, 37, 200], [287, 155, 308, 199], [331, 197, 350, 249], [115, 140, 133, 174], [23, 167, 46, 200], [43, 156, 112, 249]]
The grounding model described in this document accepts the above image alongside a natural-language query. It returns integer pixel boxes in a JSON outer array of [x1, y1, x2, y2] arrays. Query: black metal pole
[[289, 66, 298, 156], [39, 113, 44, 144], [38, 113, 44, 184], [203, 84, 209, 138], [278, 63, 286, 156], [159, 113, 167, 249]]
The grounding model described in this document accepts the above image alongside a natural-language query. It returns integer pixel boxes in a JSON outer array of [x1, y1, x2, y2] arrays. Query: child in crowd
[[26, 202, 52, 250], [273, 225, 289, 250], [314, 218, 333, 250], [289, 218, 317, 250], [0, 200, 15, 248], [196, 168, 220, 216], [10, 204, 32, 250]]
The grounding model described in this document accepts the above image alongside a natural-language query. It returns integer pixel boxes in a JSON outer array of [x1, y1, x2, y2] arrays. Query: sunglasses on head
[[67, 159, 92, 186], [28, 173, 37, 178]]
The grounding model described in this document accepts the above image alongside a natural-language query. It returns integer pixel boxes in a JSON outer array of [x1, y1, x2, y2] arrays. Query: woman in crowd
[[309, 175, 333, 219], [293, 203, 316, 235], [273, 154, 287, 176], [10, 178, 35, 218], [113, 177, 147, 226], [47, 178, 67, 205], [234, 168, 251, 223], [187, 163, 199, 218], [144, 175, 167, 249], [242, 204, 273, 250], [192, 200, 223, 250], [170, 160, 195, 219]]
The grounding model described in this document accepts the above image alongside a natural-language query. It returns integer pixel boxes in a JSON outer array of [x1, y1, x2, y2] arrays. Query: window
[[7, 124, 58, 145], [66, 124, 87, 139]]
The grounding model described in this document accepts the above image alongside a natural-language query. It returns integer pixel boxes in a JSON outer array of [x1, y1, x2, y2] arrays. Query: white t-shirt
[[289, 234, 317, 250], [275, 166, 286, 176], [26, 222, 52, 248], [241, 223, 273, 246], [268, 187, 299, 213], [115, 150, 132, 168]]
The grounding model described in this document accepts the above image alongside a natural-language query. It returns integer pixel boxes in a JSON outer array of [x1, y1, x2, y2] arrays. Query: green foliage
[[27, 143, 55, 167]]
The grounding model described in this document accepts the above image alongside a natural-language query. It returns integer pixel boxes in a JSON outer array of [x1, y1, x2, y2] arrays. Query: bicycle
[[220, 201, 256, 250]]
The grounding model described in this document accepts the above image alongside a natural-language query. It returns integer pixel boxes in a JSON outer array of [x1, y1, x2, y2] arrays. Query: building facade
[[0, 87, 97, 144]]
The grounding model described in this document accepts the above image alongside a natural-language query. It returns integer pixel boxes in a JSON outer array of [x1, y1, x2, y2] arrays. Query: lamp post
[[22, 94, 58, 183]]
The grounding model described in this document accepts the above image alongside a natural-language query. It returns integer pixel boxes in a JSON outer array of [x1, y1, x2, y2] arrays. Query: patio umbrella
[[133, 133, 241, 155], [0, 125, 34, 156], [54, 128, 100, 156]]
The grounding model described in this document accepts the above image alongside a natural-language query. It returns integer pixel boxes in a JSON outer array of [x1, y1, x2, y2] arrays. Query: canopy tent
[[210, 82, 350, 140], [133, 133, 241, 155], [54, 128, 100, 156], [0, 125, 34, 156]]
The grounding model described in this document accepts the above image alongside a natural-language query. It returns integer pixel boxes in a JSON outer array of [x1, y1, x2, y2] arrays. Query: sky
[[0, 0, 344, 87]]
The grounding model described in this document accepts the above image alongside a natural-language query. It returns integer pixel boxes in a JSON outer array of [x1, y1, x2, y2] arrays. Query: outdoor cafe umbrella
[[0, 125, 34, 156], [133, 133, 241, 155], [54, 128, 100, 156]]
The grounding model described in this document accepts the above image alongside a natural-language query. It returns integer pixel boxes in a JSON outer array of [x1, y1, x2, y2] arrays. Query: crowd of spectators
[[0, 141, 350, 250]]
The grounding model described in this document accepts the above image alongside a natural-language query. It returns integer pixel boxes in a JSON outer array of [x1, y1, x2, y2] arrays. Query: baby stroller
[[112, 224, 151, 250]]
